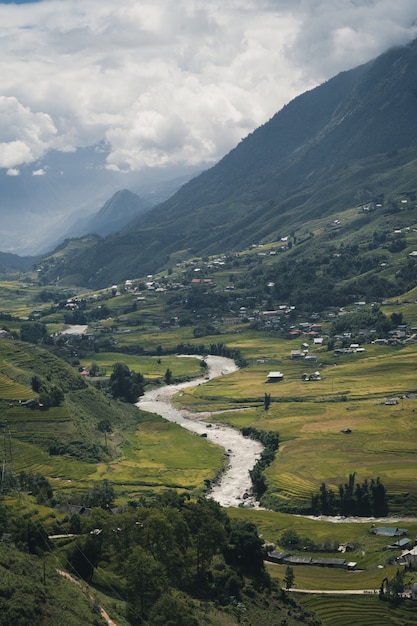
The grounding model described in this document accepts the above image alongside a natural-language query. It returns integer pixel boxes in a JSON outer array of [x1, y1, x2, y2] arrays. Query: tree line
[[310, 473, 388, 517]]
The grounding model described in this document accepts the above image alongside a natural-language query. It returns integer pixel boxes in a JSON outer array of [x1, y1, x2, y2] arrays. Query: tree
[[82, 479, 115, 509], [31, 376, 42, 393], [225, 520, 265, 577], [264, 392, 271, 411], [97, 419, 112, 449], [109, 362, 144, 402], [66, 534, 102, 581], [20, 322, 47, 344], [39, 385, 64, 409], [149, 592, 198, 626], [89, 362, 100, 377], [284, 565, 294, 590], [386, 569, 404, 598], [126, 547, 168, 621], [164, 368, 173, 384], [280, 529, 301, 549]]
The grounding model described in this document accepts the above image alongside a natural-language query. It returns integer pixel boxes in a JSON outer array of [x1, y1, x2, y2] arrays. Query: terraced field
[[178, 338, 417, 511], [300, 594, 417, 626]]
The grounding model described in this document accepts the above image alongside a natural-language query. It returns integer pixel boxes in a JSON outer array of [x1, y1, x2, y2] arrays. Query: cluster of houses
[[266, 527, 417, 573]]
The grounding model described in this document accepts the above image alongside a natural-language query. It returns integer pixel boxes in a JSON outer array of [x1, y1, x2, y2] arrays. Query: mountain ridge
[[33, 38, 417, 288]]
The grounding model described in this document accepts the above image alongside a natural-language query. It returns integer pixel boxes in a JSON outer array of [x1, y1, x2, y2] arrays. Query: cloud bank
[[0, 0, 416, 173]]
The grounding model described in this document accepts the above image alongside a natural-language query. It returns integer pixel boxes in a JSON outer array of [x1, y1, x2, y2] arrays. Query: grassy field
[[80, 352, 203, 380]]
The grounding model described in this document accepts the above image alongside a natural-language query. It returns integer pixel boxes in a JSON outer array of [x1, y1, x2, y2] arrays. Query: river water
[[137, 355, 263, 508]]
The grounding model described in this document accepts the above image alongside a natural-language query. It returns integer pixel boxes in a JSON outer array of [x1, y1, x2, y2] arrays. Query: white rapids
[[137, 355, 263, 507]]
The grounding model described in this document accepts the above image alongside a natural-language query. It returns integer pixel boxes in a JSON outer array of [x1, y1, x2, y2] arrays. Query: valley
[[3, 34, 417, 626], [1, 221, 417, 625]]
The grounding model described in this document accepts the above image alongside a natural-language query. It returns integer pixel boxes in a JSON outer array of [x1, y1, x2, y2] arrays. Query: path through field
[[137, 355, 263, 507]]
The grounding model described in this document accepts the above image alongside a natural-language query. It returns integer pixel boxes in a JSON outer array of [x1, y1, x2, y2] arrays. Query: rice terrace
[[1, 263, 417, 625]]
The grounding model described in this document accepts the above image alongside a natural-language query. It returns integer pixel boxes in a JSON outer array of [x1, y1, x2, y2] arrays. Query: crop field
[[266, 562, 401, 591], [105, 325, 198, 352], [104, 414, 224, 500], [7, 438, 97, 483], [80, 352, 203, 380], [174, 338, 417, 509], [299, 594, 417, 626], [0, 372, 33, 400], [5, 408, 224, 503], [5, 405, 76, 444], [0, 280, 40, 316]]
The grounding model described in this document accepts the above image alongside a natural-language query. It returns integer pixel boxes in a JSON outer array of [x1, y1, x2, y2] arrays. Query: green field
[[0, 339, 223, 502], [80, 352, 203, 380], [173, 338, 417, 510]]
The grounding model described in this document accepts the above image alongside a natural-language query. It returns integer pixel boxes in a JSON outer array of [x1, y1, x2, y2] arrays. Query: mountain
[[37, 38, 417, 288], [66, 189, 151, 238], [0, 250, 38, 272], [0, 142, 201, 255]]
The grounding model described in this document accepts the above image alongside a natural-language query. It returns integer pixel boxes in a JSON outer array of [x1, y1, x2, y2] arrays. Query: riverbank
[[137, 355, 263, 508]]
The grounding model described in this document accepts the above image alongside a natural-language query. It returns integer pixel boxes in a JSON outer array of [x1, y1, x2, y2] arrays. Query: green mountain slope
[[37, 38, 417, 290], [0, 338, 141, 464]]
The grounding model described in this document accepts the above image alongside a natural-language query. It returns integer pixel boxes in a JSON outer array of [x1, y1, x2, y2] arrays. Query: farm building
[[302, 371, 321, 381], [371, 527, 407, 537], [388, 537, 411, 549], [266, 550, 354, 569], [266, 371, 284, 382]]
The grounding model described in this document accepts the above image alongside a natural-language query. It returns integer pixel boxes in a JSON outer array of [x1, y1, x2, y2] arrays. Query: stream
[[137, 355, 263, 507]]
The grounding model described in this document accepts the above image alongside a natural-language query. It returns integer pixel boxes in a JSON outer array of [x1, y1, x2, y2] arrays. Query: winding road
[[137, 355, 263, 507]]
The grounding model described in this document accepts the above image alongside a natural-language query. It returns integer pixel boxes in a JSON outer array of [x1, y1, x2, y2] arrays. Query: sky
[[1, 0, 417, 178]]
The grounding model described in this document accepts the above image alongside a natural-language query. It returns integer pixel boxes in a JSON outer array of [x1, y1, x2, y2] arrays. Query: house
[[267, 371, 284, 382], [338, 542, 356, 553], [265, 550, 289, 564], [302, 371, 321, 381], [384, 397, 399, 405], [284, 555, 313, 566], [267, 549, 354, 570], [371, 527, 407, 537], [388, 537, 411, 549], [312, 557, 349, 569], [396, 547, 417, 567], [54, 504, 92, 517]]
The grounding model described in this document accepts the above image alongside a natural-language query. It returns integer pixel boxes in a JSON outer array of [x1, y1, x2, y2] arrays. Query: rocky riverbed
[[137, 355, 263, 507]]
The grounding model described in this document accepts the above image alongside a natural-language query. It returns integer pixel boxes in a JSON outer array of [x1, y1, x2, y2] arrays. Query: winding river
[[137, 355, 263, 508]]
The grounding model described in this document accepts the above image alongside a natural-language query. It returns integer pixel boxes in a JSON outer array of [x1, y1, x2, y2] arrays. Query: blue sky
[[1, 0, 417, 176]]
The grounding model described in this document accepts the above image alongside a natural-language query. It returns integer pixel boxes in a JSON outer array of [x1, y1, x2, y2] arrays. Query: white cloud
[[6, 168, 20, 176], [32, 168, 46, 176], [0, 96, 57, 168], [0, 0, 416, 172]]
